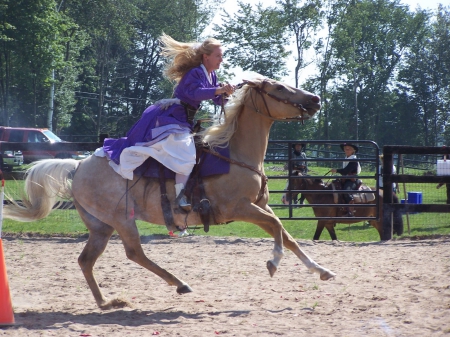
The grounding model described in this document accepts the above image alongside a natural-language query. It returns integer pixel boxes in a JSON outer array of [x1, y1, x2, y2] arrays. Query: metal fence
[[265, 140, 381, 221]]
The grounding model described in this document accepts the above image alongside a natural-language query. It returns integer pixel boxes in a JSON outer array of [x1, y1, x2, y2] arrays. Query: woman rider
[[96, 34, 235, 211]]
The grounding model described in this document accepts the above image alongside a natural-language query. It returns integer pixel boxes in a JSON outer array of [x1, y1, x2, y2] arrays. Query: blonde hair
[[160, 33, 222, 83]]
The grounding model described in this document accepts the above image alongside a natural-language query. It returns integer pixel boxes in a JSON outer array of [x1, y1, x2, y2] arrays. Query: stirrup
[[179, 195, 191, 212], [178, 229, 189, 237]]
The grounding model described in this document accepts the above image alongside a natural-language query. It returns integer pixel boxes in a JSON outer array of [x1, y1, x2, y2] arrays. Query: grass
[[1, 164, 449, 241]]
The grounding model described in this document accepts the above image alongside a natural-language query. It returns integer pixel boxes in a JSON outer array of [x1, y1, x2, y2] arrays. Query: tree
[[0, 0, 64, 127], [213, 1, 290, 80], [397, 5, 450, 146], [326, 0, 419, 144], [64, 0, 221, 138], [275, 0, 323, 88]]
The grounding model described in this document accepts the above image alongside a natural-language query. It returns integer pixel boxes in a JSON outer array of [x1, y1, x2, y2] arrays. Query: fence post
[[99, 134, 109, 142], [382, 150, 393, 240]]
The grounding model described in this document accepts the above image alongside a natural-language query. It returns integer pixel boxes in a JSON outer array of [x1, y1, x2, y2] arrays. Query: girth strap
[[202, 148, 268, 204]]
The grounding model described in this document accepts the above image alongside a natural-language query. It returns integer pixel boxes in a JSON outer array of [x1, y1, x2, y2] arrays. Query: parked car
[[0, 126, 87, 164], [1, 150, 23, 171]]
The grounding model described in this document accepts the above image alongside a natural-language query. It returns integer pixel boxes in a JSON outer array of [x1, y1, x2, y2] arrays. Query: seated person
[[331, 143, 361, 217], [291, 143, 308, 205]]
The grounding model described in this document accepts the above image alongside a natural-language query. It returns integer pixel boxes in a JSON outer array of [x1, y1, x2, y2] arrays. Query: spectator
[[291, 143, 308, 205], [379, 154, 398, 193], [330, 143, 361, 217]]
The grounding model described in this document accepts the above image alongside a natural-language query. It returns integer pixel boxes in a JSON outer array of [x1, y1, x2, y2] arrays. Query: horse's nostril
[[311, 95, 320, 103]]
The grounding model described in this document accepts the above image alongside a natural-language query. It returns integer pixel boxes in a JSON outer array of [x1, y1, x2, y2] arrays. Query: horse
[[4, 77, 335, 310], [281, 173, 403, 241]]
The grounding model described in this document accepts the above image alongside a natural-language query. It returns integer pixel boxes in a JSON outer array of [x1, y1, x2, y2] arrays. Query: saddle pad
[[352, 185, 376, 203], [134, 146, 231, 179]]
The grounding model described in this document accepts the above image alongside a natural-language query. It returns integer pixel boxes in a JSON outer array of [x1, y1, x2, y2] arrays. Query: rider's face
[[203, 47, 223, 73], [343, 146, 355, 156]]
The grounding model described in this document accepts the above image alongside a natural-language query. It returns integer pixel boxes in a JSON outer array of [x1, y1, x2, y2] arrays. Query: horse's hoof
[[99, 298, 131, 310], [320, 270, 336, 281], [177, 284, 193, 294], [266, 260, 277, 277]]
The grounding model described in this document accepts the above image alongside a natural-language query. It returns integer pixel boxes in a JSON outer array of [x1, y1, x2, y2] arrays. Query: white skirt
[[95, 132, 196, 180]]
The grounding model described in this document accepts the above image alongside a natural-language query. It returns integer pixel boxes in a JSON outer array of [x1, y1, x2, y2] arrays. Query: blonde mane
[[199, 83, 253, 150]]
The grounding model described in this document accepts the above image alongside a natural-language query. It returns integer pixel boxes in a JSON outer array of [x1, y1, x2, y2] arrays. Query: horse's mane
[[198, 77, 263, 150]]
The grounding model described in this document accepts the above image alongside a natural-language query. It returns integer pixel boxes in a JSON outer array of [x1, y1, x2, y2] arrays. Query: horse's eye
[[276, 85, 284, 91]]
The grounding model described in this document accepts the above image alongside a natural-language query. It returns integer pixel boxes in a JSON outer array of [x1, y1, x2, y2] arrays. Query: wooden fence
[[382, 146, 450, 240]]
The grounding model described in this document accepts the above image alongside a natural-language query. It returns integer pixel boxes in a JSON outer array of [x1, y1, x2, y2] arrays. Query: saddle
[[157, 123, 225, 234], [331, 179, 375, 204]]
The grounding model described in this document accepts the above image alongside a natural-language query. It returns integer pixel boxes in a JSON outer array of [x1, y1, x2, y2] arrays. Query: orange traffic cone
[[0, 238, 15, 326]]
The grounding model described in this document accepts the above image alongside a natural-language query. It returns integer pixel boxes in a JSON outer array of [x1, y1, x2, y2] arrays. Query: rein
[[202, 147, 268, 204], [195, 80, 313, 204], [247, 79, 310, 122]]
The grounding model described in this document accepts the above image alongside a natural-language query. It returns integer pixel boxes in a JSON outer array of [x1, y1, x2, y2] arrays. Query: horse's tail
[[4, 158, 80, 222]]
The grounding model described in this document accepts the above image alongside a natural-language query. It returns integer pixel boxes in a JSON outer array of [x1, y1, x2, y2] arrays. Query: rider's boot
[[346, 199, 355, 217], [175, 183, 191, 212]]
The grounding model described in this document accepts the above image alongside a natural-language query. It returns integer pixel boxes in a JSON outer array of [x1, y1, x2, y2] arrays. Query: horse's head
[[243, 78, 321, 122], [281, 173, 325, 205]]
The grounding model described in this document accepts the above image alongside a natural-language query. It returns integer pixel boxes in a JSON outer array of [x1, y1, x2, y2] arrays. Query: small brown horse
[[282, 174, 403, 241], [4, 77, 335, 310]]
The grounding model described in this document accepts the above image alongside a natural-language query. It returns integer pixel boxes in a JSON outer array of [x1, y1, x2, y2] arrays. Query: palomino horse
[[4, 78, 335, 310], [282, 174, 403, 241]]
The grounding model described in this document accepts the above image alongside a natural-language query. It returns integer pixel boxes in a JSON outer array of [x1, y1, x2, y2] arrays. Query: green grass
[[1, 164, 449, 241]]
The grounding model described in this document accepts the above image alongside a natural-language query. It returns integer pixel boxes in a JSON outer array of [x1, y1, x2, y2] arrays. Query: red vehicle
[[0, 126, 86, 164]]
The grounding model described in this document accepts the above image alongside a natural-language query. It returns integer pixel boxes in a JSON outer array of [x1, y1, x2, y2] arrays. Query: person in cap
[[291, 143, 308, 205], [331, 143, 361, 216], [378, 154, 398, 193], [291, 143, 308, 174], [436, 155, 450, 204]]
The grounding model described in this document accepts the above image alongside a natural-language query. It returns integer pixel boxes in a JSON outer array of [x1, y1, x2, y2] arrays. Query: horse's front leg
[[263, 205, 336, 281], [233, 201, 285, 277]]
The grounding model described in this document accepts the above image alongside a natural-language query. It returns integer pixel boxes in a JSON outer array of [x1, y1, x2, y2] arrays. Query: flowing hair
[[160, 33, 222, 83]]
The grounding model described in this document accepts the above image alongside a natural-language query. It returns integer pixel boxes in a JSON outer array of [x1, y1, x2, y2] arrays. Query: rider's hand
[[218, 83, 235, 96], [154, 98, 180, 110], [331, 168, 337, 173]]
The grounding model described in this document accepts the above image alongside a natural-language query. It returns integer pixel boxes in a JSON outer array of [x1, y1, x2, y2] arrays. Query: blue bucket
[[407, 192, 422, 214], [407, 192, 423, 204]]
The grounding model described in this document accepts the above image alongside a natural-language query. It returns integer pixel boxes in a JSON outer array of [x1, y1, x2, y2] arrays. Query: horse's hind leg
[[324, 222, 338, 241], [313, 221, 326, 240], [74, 200, 125, 309], [112, 218, 192, 295]]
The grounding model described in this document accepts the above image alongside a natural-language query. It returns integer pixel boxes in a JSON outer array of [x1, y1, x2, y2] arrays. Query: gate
[[382, 145, 450, 240], [265, 140, 381, 221]]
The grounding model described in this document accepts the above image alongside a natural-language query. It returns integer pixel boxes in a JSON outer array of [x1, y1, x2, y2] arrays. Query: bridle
[[244, 79, 312, 122]]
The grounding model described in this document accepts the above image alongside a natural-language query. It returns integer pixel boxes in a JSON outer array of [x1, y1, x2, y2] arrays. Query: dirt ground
[[1, 234, 449, 337]]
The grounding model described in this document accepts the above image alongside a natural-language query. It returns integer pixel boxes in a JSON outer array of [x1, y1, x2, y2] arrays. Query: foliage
[[213, 1, 290, 80]]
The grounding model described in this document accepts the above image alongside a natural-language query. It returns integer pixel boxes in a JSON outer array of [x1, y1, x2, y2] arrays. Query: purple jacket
[[103, 66, 226, 164]]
